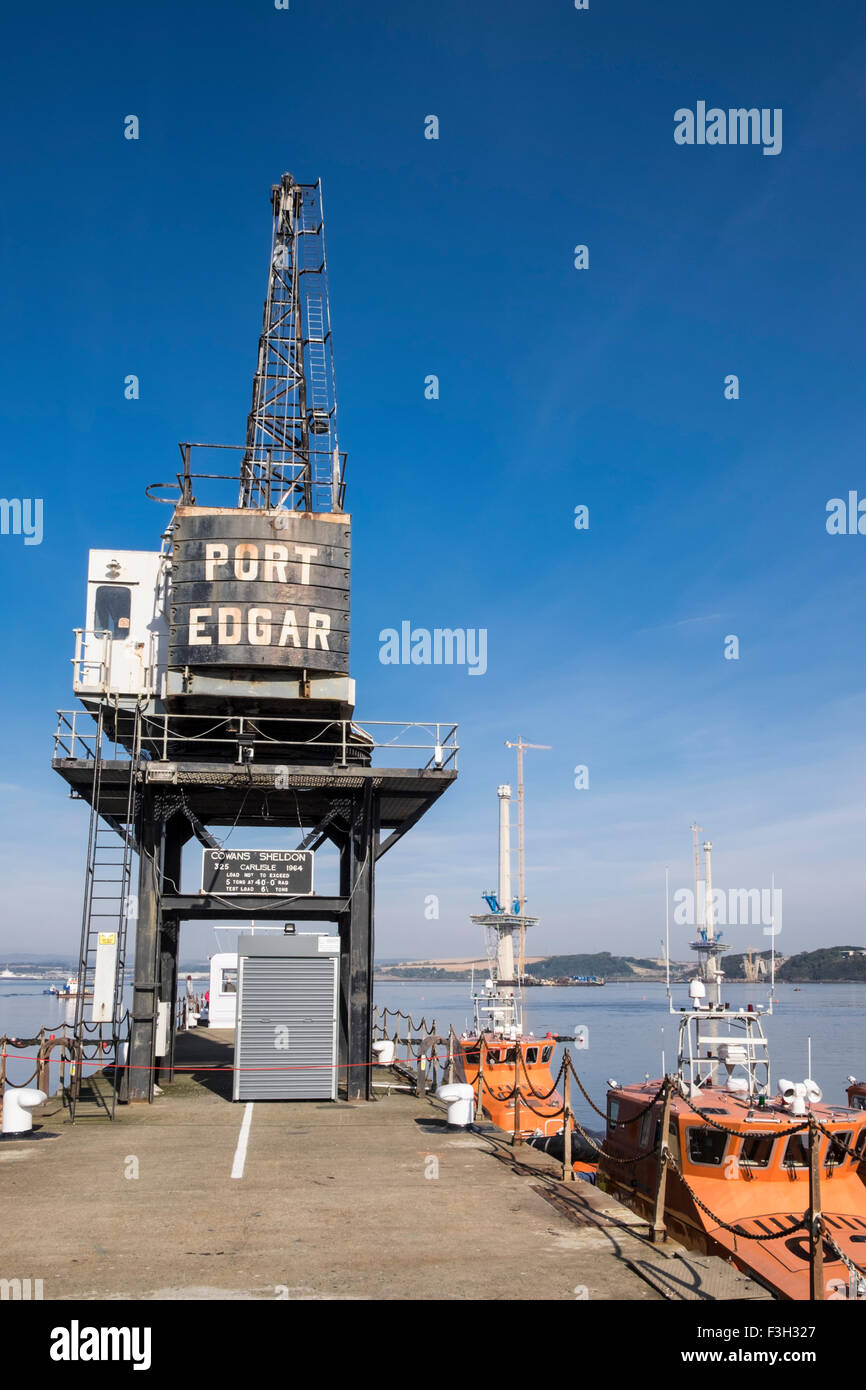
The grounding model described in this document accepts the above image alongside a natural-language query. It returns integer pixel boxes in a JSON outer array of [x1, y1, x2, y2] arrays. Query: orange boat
[[597, 835, 866, 1300], [449, 782, 594, 1165], [456, 1032, 566, 1138]]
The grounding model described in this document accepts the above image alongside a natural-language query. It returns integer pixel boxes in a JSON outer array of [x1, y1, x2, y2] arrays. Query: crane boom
[[238, 173, 345, 513]]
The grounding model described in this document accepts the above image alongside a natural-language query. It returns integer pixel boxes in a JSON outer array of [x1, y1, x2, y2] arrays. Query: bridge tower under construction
[[52, 173, 457, 1113]]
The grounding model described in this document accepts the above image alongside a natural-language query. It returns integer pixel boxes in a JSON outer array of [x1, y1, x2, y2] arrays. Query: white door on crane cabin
[[81, 550, 165, 697]]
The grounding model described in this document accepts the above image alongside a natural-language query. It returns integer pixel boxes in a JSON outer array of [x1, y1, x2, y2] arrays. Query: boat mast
[[677, 830, 772, 1097], [505, 737, 550, 980]]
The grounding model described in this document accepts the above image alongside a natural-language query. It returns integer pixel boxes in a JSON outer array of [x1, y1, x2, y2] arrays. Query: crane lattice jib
[[238, 173, 344, 513]]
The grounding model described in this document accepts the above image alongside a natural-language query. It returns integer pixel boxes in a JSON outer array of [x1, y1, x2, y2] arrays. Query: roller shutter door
[[234, 955, 338, 1100]]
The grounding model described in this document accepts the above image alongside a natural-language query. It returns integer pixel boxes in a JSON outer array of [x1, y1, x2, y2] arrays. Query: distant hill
[[375, 951, 666, 983], [376, 966, 468, 981], [777, 946, 866, 983], [527, 952, 644, 981]]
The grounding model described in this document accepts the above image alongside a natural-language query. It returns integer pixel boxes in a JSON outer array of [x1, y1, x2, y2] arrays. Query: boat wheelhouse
[[596, 834, 866, 1300]]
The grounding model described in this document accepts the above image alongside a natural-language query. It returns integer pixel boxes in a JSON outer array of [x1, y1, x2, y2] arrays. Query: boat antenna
[[664, 865, 672, 1010]]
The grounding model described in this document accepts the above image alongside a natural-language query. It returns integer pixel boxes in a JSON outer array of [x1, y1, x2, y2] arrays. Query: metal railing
[[72, 629, 163, 701], [54, 709, 459, 771], [1, 1013, 132, 1122], [144, 441, 349, 513], [53, 708, 139, 764], [372, 1006, 444, 1096]]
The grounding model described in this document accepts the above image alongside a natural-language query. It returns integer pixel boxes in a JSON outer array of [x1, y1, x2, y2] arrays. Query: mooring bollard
[[437, 1082, 474, 1128], [2, 1086, 47, 1136]]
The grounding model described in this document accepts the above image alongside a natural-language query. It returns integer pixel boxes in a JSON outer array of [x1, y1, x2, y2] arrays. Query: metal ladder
[[69, 701, 140, 1121]]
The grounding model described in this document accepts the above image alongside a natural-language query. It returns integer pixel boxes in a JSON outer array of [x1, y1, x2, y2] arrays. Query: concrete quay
[[1, 1029, 665, 1301]]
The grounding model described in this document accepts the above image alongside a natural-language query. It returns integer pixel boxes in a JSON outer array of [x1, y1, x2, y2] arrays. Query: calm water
[[3, 979, 864, 1127], [373, 979, 866, 1128]]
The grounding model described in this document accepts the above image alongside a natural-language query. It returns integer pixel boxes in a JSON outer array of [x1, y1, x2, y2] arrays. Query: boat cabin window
[[825, 1132, 853, 1167], [851, 1094, 866, 1111], [94, 585, 132, 640], [686, 1128, 728, 1166], [465, 1051, 480, 1066], [220, 968, 237, 994], [541, 1046, 553, 1064], [636, 1106, 656, 1150], [525, 1047, 538, 1064], [783, 1135, 810, 1168], [854, 1131, 866, 1159], [485, 1050, 501, 1065], [504, 1048, 517, 1065], [740, 1134, 775, 1167], [608, 1099, 621, 1127]]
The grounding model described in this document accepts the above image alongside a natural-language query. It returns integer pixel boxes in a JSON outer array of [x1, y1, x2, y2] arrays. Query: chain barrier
[[478, 1058, 570, 1121], [570, 1111, 659, 1164], [516, 1045, 567, 1102], [663, 1150, 807, 1240], [513, 1069, 567, 1120], [818, 1218, 866, 1282], [676, 1083, 809, 1140], [1, 1029, 76, 1091], [373, 1006, 437, 1037], [570, 1059, 668, 1127], [815, 1122, 866, 1163]]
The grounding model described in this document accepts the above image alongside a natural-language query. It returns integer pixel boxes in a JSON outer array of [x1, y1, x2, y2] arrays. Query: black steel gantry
[[53, 721, 457, 1102]]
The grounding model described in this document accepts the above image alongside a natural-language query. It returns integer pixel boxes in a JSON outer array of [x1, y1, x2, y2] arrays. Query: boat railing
[[676, 1006, 771, 1098]]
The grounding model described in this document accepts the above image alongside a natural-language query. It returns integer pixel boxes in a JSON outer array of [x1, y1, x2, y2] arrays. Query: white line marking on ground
[[231, 1102, 254, 1179]]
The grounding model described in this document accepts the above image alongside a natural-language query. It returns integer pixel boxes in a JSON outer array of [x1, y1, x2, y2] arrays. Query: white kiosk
[[207, 952, 239, 1029]]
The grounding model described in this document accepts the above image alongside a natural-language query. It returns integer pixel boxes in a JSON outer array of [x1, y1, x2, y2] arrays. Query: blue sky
[[1, 0, 865, 963]]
